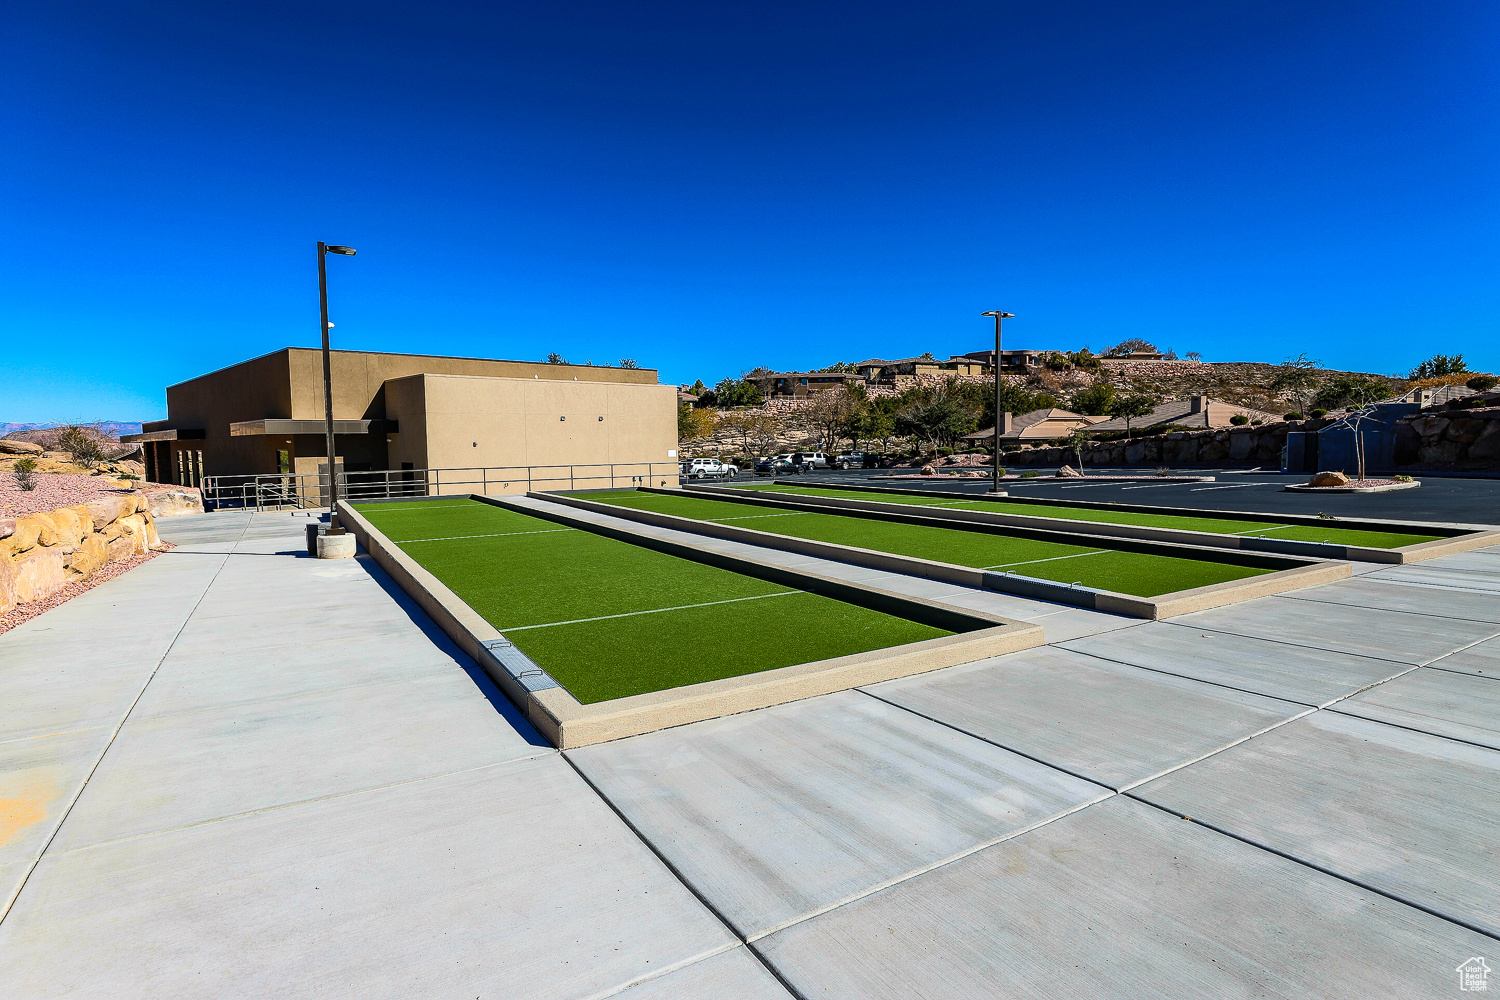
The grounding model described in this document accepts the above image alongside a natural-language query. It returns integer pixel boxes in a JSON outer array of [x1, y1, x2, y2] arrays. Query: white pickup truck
[[681, 458, 739, 479]]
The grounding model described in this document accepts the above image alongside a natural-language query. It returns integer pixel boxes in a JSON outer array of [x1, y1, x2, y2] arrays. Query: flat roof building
[[124, 348, 677, 497]]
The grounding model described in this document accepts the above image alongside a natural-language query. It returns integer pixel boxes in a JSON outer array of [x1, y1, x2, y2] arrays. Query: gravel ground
[[0, 473, 142, 517], [0, 543, 173, 635], [0, 474, 200, 519]]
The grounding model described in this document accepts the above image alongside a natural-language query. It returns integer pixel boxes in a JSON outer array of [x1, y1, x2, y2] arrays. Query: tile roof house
[[964, 408, 1110, 442], [1085, 394, 1280, 433]]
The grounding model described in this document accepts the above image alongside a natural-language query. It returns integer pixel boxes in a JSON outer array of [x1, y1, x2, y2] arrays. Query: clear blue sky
[[4, 1, 1497, 421]]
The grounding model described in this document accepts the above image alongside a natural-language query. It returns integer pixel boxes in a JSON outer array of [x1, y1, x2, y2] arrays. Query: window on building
[[277, 449, 291, 474]]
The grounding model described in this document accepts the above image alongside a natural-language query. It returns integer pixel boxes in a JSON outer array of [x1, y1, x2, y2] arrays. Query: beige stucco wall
[[384, 374, 678, 492]]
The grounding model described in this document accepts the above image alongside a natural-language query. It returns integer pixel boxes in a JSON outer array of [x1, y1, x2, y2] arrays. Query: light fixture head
[[325, 245, 357, 256], [981, 310, 1015, 319]]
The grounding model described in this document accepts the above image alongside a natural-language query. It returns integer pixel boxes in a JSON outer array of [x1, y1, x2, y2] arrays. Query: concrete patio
[[1, 508, 1496, 997]]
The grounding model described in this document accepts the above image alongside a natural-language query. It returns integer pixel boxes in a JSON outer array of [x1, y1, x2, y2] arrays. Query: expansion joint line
[[0, 512, 256, 926]]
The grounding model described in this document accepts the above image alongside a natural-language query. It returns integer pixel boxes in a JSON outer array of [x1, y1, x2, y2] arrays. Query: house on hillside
[[1085, 394, 1279, 434], [964, 408, 1110, 443], [949, 349, 1057, 373], [764, 371, 864, 398]]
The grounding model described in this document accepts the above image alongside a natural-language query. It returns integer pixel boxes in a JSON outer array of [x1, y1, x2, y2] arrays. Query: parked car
[[682, 457, 738, 479], [834, 451, 869, 469], [755, 457, 804, 476], [790, 451, 831, 469]]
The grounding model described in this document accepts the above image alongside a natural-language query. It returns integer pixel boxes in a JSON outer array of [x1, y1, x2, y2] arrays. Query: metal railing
[[202, 463, 683, 511]]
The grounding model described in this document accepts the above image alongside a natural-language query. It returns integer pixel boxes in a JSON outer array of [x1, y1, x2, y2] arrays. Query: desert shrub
[[1229, 415, 1249, 426], [937, 447, 955, 457], [1310, 408, 1328, 418], [13, 456, 38, 491], [1154, 466, 1171, 477], [1467, 374, 1499, 392], [1393, 474, 1415, 483], [57, 425, 105, 469], [1021, 471, 1041, 478], [1001, 443, 1022, 452], [1250, 419, 1264, 426], [1283, 411, 1304, 421]]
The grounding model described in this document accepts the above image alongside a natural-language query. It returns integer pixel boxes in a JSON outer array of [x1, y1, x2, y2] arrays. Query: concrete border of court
[[532, 490, 1352, 620], [336, 497, 1043, 749], [716, 481, 1500, 564]]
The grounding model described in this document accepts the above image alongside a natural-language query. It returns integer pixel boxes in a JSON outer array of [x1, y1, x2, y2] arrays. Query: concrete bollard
[[316, 532, 357, 559]]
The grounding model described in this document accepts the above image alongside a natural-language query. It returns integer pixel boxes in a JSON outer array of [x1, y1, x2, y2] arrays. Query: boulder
[[1444, 418, 1487, 445], [85, 496, 128, 529], [1124, 441, 1148, 464], [1199, 438, 1229, 462], [66, 534, 108, 579], [13, 546, 66, 603], [919, 465, 936, 476], [4, 518, 42, 555], [1056, 465, 1083, 478], [106, 535, 136, 563], [1419, 438, 1464, 464], [0, 555, 16, 614], [1468, 421, 1500, 462], [0, 518, 13, 542], [29, 513, 59, 548], [1228, 433, 1256, 461], [1409, 415, 1450, 438], [0, 439, 43, 455], [146, 491, 201, 521], [1309, 471, 1349, 487], [47, 508, 86, 554]]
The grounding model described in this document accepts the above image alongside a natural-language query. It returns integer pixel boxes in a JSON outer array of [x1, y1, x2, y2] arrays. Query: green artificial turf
[[352, 499, 950, 703], [740, 484, 1441, 549], [583, 491, 1272, 597]]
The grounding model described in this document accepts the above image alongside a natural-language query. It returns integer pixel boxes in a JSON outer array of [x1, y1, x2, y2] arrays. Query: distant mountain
[[0, 421, 142, 438]]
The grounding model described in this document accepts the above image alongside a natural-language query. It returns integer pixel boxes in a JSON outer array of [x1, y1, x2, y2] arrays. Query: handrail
[[201, 462, 682, 511]]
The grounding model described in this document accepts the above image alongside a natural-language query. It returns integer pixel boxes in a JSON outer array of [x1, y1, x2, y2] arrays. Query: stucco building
[[124, 348, 677, 496]]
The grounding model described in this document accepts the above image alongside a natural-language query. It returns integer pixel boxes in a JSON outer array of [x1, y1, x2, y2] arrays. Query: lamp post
[[981, 310, 1014, 493], [318, 242, 357, 517]]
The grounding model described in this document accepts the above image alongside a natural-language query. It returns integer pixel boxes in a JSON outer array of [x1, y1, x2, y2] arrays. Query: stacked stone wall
[[1400, 405, 1500, 468], [0, 492, 162, 614]]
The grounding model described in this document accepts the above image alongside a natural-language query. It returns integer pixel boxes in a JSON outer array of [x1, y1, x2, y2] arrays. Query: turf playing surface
[[353, 499, 951, 704], [582, 491, 1273, 597], [736, 484, 1441, 549]]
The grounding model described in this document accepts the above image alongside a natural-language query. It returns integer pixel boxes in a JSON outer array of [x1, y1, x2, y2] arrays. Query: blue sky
[[4, 1, 1497, 421]]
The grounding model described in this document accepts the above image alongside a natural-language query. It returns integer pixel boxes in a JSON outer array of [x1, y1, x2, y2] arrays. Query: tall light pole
[[981, 310, 1014, 493], [318, 242, 357, 516]]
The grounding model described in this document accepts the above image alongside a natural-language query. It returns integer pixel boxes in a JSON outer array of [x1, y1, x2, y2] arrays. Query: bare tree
[[804, 389, 859, 451]]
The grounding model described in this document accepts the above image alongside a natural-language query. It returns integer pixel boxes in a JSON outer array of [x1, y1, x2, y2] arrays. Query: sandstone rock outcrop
[[0, 490, 162, 615]]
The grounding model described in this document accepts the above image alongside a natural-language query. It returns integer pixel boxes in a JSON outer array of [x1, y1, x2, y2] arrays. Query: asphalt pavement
[[726, 467, 1500, 526]]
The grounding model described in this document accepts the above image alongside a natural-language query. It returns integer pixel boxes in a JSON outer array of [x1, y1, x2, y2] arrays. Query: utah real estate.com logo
[[1459, 957, 1491, 992]]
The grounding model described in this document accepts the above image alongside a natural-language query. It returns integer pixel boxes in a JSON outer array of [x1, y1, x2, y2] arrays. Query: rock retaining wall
[[0, 492, 162, 614], [1400, 406, 1500, 468], [1004, 422, 1298, 468]]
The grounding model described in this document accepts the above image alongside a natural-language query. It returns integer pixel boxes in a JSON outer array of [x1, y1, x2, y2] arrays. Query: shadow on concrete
[[353, 553, 550, 749]]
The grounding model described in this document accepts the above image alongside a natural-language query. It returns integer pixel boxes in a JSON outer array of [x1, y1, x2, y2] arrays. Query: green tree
[[544, 352, 567, 364], [1102, 338, 1159, 357], [1268, 354, 1323, 411], [618, 358, 640, 369], [1107, 393, 1157, 438], [1467, 374, 1499, 392], [1315, 374, 1391, 410], [1409, 354, 1468, 379], [1069, 382, 1117, 416], [1064, 426, 1094, 473], [713, 378, 764, 408], [895, 391, 979, 452]]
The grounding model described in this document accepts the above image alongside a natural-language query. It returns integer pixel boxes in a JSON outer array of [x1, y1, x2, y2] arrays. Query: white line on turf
[[704, 512, 807, 521], [1228, 524, 1298, 535], [498, 590, 804, 631], [981, 550, 1112, 570], [402, 528, 577, 542]]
